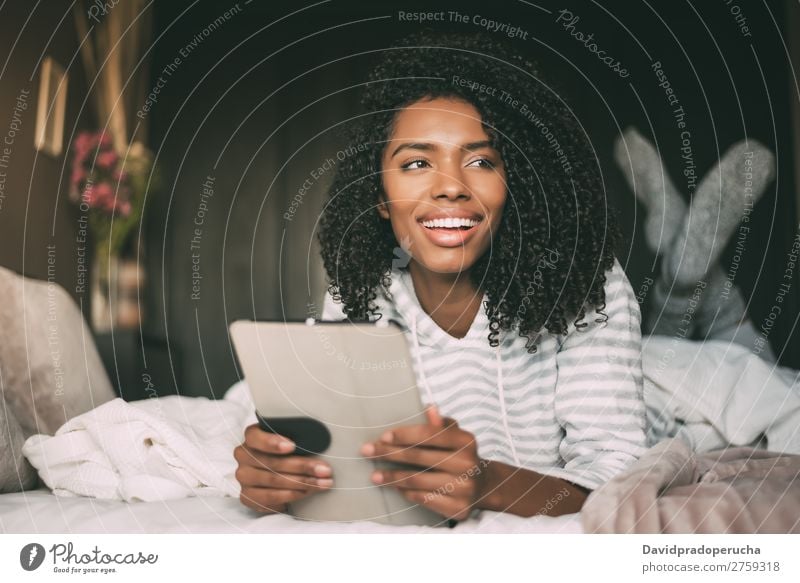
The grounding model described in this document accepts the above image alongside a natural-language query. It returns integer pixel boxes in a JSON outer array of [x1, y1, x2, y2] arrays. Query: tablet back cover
[[231, 320, 442, 526]]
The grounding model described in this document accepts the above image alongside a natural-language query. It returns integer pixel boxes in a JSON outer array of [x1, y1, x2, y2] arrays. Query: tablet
[[229, 318, 442, 526]]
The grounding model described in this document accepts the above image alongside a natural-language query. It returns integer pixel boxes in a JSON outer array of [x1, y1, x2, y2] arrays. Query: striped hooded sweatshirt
[[322, 257, 648, 491]]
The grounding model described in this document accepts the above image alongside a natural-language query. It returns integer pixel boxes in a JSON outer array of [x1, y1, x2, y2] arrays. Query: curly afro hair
[[318, 29, 621, 352]]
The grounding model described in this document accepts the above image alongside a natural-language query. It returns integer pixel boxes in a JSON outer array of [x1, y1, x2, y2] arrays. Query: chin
[[412, 253, 478, 276]]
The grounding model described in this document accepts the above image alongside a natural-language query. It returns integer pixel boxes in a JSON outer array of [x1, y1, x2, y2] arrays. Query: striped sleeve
[[540, 258, 649, 491]]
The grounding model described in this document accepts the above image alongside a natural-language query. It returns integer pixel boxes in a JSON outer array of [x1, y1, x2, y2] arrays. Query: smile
[[420, 217, 481, 229], [416, 214, 484, 248]]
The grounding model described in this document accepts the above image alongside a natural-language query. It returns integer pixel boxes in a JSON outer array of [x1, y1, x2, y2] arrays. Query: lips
[[416, 210, 484, 248]]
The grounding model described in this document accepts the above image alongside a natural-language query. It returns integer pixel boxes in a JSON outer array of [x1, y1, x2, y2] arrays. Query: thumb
[[425, 404, 444, 428]]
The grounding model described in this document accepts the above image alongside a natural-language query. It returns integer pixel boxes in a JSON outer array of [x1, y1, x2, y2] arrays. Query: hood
[[376, 267, 520, 467], [376, 267, 493, 350]]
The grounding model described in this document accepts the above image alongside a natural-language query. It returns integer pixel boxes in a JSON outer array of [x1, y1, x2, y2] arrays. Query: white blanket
[[22, 382, 257, 502], [0, 488, 583, 533], [642, 336, 800, 454], [22, 337, 800, 506]]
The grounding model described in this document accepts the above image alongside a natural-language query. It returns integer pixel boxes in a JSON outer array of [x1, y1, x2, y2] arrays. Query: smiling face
[[378, 97, 507, 276]]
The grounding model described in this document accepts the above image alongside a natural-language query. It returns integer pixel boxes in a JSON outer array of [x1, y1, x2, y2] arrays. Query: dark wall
[[0, 1, 796, 399], [135, 0, 799, 397], [0, 1, 91, 300]]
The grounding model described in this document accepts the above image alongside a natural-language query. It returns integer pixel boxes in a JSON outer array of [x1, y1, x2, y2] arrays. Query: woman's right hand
[[234, 423, 333, 513]]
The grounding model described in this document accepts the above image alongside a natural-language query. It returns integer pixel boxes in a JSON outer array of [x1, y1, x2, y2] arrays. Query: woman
[[234, 30, 648, 520]]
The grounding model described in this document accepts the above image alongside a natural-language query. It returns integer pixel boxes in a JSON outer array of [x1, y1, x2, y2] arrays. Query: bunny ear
[[613, 126, 688, 255], [724, 139, 776, 182], [665, 139, 776, 288]]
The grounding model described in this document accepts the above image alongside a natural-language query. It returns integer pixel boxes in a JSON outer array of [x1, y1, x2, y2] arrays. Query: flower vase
[[90, 244, 118, 332]]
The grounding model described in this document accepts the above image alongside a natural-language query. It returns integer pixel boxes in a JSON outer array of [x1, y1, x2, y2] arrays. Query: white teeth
[[421, 217, 480, 229]]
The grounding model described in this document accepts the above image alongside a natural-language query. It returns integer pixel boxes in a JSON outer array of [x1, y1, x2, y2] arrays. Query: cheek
[[379, 188, 416, 234], [480, 192, 507, 244], [469, 168, 506, 198], [475, 176, 507, 226], [381, 173, 427, 220], [382, 170, 428, 200], [494, 193, 507, 225], [491, 174, 508, 216]]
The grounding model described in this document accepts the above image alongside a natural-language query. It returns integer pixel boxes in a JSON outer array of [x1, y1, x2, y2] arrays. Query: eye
[[467, 157, 496, 169], [400, 158, 430, 170]]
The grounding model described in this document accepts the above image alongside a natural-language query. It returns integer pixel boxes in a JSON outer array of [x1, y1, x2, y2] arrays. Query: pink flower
[[96, 150, 119, 170], [69, 131, 144, 217], [81, 184, 96, 206], [93, 182, 115, 213], [70, 167, 85, 190], [73, 132, 96, 158], [97, 133, 113, 149]]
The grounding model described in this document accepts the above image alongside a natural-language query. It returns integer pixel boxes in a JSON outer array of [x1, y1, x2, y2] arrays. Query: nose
[[431, 165, 470, 201]]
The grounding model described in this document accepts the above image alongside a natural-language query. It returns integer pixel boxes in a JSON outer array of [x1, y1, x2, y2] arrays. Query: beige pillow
[[0, 397, 39, 493], [0, 265, 116, 438]]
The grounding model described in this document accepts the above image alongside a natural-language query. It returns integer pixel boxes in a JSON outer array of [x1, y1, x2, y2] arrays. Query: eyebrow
[[390, 140, 493, 159]]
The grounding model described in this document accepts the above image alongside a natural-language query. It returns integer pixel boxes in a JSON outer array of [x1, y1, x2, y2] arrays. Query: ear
[[376, 192, 390, 219]]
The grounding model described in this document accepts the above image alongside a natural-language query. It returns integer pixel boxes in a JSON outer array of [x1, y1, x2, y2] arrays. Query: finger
[[234, 446, 332, 478], [400, 488, 475, 522], [360, 441, 469, 474], [239, 486, 310, 513], [266, 454, 333, 478], [243, 424, 296, 454], [239, 494, 284, 515], [235, 465, 333, 491], [426, 405, 444, 428], [372, 469, 457, 492], [381, 422, 470, 450]]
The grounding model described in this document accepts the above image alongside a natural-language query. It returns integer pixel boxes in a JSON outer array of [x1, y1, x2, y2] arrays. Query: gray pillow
[[0, 265, 116, 438], [0, 396, 38, 493]]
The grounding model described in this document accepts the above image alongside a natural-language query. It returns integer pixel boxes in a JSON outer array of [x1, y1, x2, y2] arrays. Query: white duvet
[[641, 336, 800, 454], [22, 384, 257, 502], [0, 489, 583, 533], [17, 335, 800, 516]]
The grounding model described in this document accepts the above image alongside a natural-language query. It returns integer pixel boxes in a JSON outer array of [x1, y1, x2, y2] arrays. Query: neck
[[406, 260, 483, 339]]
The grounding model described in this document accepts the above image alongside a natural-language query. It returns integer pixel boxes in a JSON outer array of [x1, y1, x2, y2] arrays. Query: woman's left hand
[[360, 406, 489, 521]]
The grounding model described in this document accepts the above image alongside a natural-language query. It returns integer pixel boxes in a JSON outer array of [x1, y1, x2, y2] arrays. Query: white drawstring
[[495, 336, 520, 466], [410, 313, 436, 406], [408, 311, 520, 467]]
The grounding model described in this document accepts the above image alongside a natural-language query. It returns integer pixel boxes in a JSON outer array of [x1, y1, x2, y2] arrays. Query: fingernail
[[278, 440, 295, 452], [372, 471, 383, 484], [316, 478, 333, 488], [361, 443, 375, 456], [381, 431, 393, 443], [313, 464, 332, 478]]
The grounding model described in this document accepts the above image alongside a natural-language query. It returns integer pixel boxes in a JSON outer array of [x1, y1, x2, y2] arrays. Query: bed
[[1, 267, 799, 534], [0, 489, 583, 534], [5, 347, 799, 535], [3, 379, 586, 534]]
